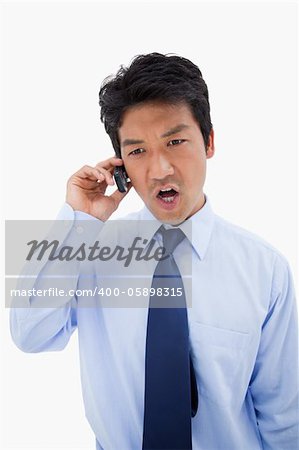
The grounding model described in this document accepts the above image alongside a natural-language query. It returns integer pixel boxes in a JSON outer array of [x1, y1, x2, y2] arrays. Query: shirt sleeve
[[249, 254, 299, 450], [9, 203, 104, 353]]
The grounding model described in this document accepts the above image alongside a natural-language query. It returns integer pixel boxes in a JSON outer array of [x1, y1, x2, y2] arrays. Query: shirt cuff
[[56, 202, 101, 222]]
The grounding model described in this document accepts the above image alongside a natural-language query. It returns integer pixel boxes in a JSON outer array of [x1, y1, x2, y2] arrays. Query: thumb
[[110, 183, 132, 207]]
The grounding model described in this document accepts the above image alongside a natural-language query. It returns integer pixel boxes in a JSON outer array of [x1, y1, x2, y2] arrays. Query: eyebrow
[[121, 123, 190, 148], [161, 123, 190, 138]]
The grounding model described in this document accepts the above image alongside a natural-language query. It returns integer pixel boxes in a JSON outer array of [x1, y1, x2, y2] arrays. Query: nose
[[148, 152, 174, 180]]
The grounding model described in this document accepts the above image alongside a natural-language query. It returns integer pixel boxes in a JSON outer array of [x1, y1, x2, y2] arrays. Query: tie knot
[[159, 226, 185, 257]]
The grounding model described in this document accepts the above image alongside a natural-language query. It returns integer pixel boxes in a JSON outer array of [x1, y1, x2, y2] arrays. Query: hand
[[66, 157, 132, 221]]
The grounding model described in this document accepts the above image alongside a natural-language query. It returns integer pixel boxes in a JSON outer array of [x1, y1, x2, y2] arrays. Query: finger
[[95, 157, 124, 171], [90, 167, 107, 182], [73, 165, 101, 179], [96, 166, 115, 186], [110, 183, 132, 206]]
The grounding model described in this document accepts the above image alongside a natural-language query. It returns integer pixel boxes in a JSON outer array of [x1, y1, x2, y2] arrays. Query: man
[[10, 53, 298, 449]]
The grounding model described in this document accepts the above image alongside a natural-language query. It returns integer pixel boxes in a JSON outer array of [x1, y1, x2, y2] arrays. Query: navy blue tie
[[142, 226, 197, 450]]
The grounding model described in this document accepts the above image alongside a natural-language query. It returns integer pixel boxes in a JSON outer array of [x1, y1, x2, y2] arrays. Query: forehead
[[119, 101, 197, 137]]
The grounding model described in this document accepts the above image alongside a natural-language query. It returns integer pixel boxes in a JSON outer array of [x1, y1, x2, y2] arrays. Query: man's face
[[119, 101, 214, 225]]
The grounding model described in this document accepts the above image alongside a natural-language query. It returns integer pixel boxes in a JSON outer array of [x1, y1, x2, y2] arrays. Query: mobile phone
[[113, 165, 130, 193]]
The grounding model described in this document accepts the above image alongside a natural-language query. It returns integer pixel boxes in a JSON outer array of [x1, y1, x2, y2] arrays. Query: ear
[[206, 129, 215, 159]]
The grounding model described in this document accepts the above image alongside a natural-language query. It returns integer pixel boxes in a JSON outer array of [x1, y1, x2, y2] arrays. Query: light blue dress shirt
[[10, 197, 298, 450]]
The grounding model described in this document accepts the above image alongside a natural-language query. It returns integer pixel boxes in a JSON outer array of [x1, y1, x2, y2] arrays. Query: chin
[[154, 210, 186, 226]]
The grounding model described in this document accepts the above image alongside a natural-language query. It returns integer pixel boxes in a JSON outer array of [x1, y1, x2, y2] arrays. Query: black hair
[[99, 52, 212, 157]]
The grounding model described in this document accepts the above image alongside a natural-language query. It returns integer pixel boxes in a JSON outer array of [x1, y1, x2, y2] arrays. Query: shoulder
[[212, 214, 289, 268], [211, 215, 295, 306]]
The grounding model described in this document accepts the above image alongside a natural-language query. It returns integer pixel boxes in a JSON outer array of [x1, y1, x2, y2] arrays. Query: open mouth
[[157, 187, 178, 203], [155, 187, 180, 210]]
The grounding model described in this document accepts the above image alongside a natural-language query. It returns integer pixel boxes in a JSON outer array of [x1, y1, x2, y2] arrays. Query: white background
[[1, 1, 297, 449]]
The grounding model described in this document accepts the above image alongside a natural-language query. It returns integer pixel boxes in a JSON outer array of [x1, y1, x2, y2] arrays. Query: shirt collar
[[138, 194, 215, 260]]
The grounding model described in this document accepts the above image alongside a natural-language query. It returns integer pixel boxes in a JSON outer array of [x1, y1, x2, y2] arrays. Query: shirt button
[[76, 225, 84, 234]]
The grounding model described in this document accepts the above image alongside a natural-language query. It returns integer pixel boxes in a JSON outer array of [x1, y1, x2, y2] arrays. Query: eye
[[128, 148, 145, 156], [168, 139, 185, 146]]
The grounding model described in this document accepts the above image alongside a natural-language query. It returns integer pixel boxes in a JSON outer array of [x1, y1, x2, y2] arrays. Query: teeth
[[160, 188, 172, 192], [162, 196, 174, 203]]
